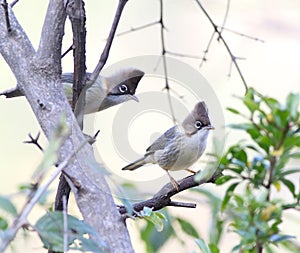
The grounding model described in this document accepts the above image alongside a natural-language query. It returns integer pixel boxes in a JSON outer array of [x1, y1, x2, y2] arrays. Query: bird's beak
[[206, 125, 215, 130], [130, 95, 139, 102]]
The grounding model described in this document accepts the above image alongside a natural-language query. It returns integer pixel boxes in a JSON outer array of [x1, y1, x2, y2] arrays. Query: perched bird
[[0, 68, 144, 114], [122, 101, 214, 190]]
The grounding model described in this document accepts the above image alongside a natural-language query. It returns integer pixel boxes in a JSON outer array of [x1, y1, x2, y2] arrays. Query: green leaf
[[221, 182, 239, 211], [208, 243, 220, 253], [140, 207, 166, 232], [280, 178, 296, 196], [286, 93, 300, 120], [190, 189, 223, 245], [246, 127, 261, 140], [0, 217, 8, 230], [283, 136, 300, 149], [215, 175, 236, 185], [234, 149, 248, 164], [269, 234, 296, 243], [195, 238, 211, 253], [227, 107, 240, 115], [256, 135, 272, 152], [140, 209, 174, 253], [263, 97, 280, 110], [281, 168, 300, 176], [35, 211, 106, 252], [140, 206, 152, 216], [0, 195, 17, 216], [281, 239, 300, 251], [274, 109, 289, 128], [227, 123, 254, 130], [177, 218, 199, 238]]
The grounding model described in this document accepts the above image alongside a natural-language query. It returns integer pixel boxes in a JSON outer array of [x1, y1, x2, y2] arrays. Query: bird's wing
[[61, 72, 93, 103], [146, 125, 178, 153], [61, 72, 92, 83]]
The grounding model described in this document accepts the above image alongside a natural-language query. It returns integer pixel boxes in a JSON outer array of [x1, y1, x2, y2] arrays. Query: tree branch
[[9, 0, 19, 8], [36, 0, 67, 74], [90, 0, 128, 82], [116, 20, 159, 37], [66, 0, 87, 112], [118, 171, 222, 215], [159, 0, 176, 124], [1, 0, 11, 32], [195, 0, 248, 92]]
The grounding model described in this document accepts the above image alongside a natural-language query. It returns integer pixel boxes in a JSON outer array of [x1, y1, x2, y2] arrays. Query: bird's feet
[[185, 168, 197, 175], [166, 171, 179, 191]]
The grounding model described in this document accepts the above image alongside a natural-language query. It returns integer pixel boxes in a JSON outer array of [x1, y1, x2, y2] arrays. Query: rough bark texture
[[0, 1, 133, 252]]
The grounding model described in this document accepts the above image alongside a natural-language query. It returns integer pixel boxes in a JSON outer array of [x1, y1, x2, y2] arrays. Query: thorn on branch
[[165, 50, 204, 60], [24, 132, 44, 152], [218, 26, 265, 43], [115, 20, 160, 37], [84, 130, 100, 145], [61, 44, 74, 58], [2, 0, 11, 32]]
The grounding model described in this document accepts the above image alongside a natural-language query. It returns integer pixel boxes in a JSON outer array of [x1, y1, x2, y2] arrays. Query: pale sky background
[[1, 0, 300, 252]]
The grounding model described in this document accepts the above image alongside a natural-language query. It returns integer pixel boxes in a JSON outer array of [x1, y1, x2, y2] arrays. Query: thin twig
[[24, 132, 44, 152], [168, 201, 197, 208], [219, 0, 230, 35], [61, 44, 74, 59], [199, 32, 215, 67], [9, 0, 19, 7], [116, 20, 160, 37], [90, 0, 128, 83], [165, 50, 204, 60], [195, 0, 248, 92], [159, 0, 176, 124], [218, 26, 265, 43], [1, 0, 11, 32], [62, 195, 68, 253]]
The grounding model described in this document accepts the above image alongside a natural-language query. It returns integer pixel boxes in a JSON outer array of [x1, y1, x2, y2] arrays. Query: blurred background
[[1, 0, 300, 252]]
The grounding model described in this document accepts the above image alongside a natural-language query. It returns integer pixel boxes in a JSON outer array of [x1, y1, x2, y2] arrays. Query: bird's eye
[[119, 84, 128, 93], [194, 120, 202, 129]]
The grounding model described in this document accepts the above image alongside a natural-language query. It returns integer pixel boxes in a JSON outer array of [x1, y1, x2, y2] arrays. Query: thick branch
[[66, 0, 87, 111], [36, 0, 67, 74], [118, 171, 221, 215]]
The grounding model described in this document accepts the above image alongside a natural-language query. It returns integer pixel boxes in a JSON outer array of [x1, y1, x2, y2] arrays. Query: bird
[[122, 101, 214, 191], [0, 67, 145, 114]]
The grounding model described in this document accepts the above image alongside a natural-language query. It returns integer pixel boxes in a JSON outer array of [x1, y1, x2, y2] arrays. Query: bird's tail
[[122, 157, 146, 171]]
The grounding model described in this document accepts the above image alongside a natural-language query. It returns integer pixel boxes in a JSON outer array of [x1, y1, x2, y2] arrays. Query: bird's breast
[[155, 130, 209, 171]]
